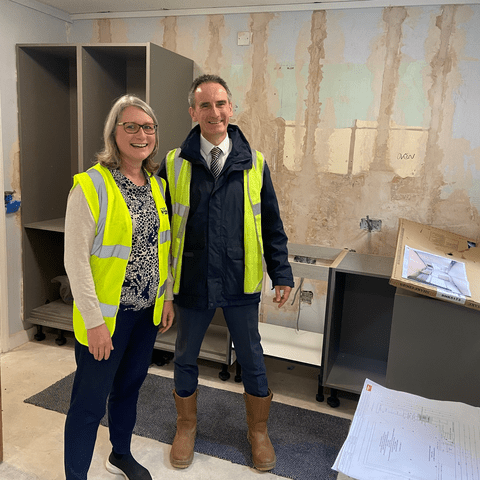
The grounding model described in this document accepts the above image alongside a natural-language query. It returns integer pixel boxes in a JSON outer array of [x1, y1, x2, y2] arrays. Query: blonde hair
[[95, 94, 160, 173]]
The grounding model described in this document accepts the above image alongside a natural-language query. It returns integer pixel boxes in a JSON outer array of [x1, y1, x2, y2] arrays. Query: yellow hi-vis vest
[[166, 148, 264, 295], [71, 163, 171, 346]]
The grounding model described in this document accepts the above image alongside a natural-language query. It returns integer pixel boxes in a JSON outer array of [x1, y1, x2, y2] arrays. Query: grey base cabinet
[[386, 287, 480, 407], [321, 252, 396, 400], [322, 255, 480, 408]]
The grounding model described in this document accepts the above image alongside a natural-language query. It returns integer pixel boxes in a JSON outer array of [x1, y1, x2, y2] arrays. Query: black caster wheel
[[234, 362, 242, 383], [152, 350, 174, 366], [219, 364, 231, 381], [34, 326, 46, 341], [219, 370, 231, 381], [316, 393, 325, 402], [160, 352, 174, 364], [55, 330, 66, 345], [327, 396, 340, 408]]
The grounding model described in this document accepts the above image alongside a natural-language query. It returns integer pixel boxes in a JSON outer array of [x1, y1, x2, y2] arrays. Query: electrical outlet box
[[237, 32, 251, 46], [360, 217, 382, 232], [300, 290, 314, 304]]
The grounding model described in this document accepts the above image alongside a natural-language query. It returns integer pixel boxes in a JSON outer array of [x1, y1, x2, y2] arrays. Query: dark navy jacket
[[158, 124, 293, 310]]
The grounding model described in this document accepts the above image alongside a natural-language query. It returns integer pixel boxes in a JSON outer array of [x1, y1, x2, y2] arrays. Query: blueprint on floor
[[333, 379, 480, 480]]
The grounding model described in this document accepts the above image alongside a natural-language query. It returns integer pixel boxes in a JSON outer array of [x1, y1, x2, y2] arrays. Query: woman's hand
[[87, 324, 114, 361], [159, 300, 175, 334]]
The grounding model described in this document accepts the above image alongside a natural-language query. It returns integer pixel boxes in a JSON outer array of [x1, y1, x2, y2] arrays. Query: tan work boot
[[243, 389, 276, 471], [170, 390, 198, 468]]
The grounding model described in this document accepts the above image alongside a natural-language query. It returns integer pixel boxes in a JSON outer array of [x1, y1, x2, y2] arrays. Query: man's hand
[[273, 285, 292, 308], [159, 300, 175, 334], [87, 324, 114, 361]]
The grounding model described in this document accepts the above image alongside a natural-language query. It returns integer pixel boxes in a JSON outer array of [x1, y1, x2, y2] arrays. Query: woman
[[64, 94, 174, 480]]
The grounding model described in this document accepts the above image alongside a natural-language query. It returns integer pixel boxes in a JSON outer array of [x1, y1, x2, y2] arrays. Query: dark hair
[[95, 94, 160, 173], [188, 74, 232, 108]]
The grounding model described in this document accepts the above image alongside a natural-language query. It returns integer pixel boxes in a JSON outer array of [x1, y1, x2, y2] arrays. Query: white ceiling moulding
[[9, 0, 480, 23], [70, 0, 480, 19], [9, 0, 73, 22]]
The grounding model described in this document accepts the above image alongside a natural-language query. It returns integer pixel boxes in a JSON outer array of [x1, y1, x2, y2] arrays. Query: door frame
[[0, 89, 9, 354], [0, 87, 6, 462]]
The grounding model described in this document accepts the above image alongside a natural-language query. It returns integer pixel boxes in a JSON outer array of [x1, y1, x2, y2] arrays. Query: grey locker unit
[[17, 42, 192, 330], [16, 44, 235, 368], [386, 288, 480, 407], [322, 252, 396, 398]]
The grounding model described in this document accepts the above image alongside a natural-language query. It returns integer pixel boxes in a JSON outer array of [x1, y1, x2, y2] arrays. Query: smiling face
[[115, 106, 156, 166], [189, 82, 233, 145]]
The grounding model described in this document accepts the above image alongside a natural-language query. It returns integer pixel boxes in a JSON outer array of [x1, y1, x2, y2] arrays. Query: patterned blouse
[[111, 168, 160, 311]]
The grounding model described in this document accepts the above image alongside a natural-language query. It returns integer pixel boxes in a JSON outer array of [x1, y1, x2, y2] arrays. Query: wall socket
[[300, 290, 313, 304], [360, 216, 382, 232]]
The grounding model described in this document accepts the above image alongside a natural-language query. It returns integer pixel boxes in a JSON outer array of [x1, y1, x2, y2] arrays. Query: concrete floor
[[0, 331, 357, 479]]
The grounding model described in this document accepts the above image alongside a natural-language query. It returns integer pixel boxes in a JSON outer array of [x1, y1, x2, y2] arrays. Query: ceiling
[[20, 0, 379, 16], [16, 0, 474, 20]]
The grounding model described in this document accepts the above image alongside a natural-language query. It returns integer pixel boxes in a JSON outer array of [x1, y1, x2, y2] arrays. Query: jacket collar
[[180, 124, 253, 172]]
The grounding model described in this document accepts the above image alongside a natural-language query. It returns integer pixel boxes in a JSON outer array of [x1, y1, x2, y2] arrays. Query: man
[[159, 74, 293, 472]]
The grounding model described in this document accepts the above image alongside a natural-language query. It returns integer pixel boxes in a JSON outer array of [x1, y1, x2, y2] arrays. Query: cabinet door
[[148, 43, 193, 158]]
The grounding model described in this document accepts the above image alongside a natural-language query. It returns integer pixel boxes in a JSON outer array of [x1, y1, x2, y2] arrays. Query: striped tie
[[210, 146, 222, 178]]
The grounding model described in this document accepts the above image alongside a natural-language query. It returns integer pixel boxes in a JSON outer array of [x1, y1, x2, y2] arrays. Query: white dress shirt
[[200, 134, 232, 174]]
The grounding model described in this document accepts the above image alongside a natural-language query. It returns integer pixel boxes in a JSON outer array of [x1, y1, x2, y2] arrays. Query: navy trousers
[[64, 305, 158, 480], [174, 303, 268, 398]]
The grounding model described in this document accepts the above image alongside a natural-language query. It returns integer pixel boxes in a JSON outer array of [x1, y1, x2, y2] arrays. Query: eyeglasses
[[117, 122, 157, 135]]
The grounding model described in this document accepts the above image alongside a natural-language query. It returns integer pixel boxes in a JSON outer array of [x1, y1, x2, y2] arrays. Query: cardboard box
[[390, 218, 480, 311]]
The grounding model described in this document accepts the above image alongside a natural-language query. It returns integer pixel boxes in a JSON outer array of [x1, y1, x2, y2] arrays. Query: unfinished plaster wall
[[68, 5, 480, 337], [69, 5, 480, 258]]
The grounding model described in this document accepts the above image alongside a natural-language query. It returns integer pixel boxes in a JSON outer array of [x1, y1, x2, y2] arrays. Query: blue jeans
[[174, 303, 268, 398], [64, 305, 158, 480]]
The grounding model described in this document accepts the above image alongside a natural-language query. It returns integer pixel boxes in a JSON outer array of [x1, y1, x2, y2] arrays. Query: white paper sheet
[[333, 379, 480, 480], [402, 245, 471, 299]]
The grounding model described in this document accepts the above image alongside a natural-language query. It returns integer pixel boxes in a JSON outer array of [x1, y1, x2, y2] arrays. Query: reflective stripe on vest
[[71, 164, 170, 346], [166, 148, 264, 295]]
